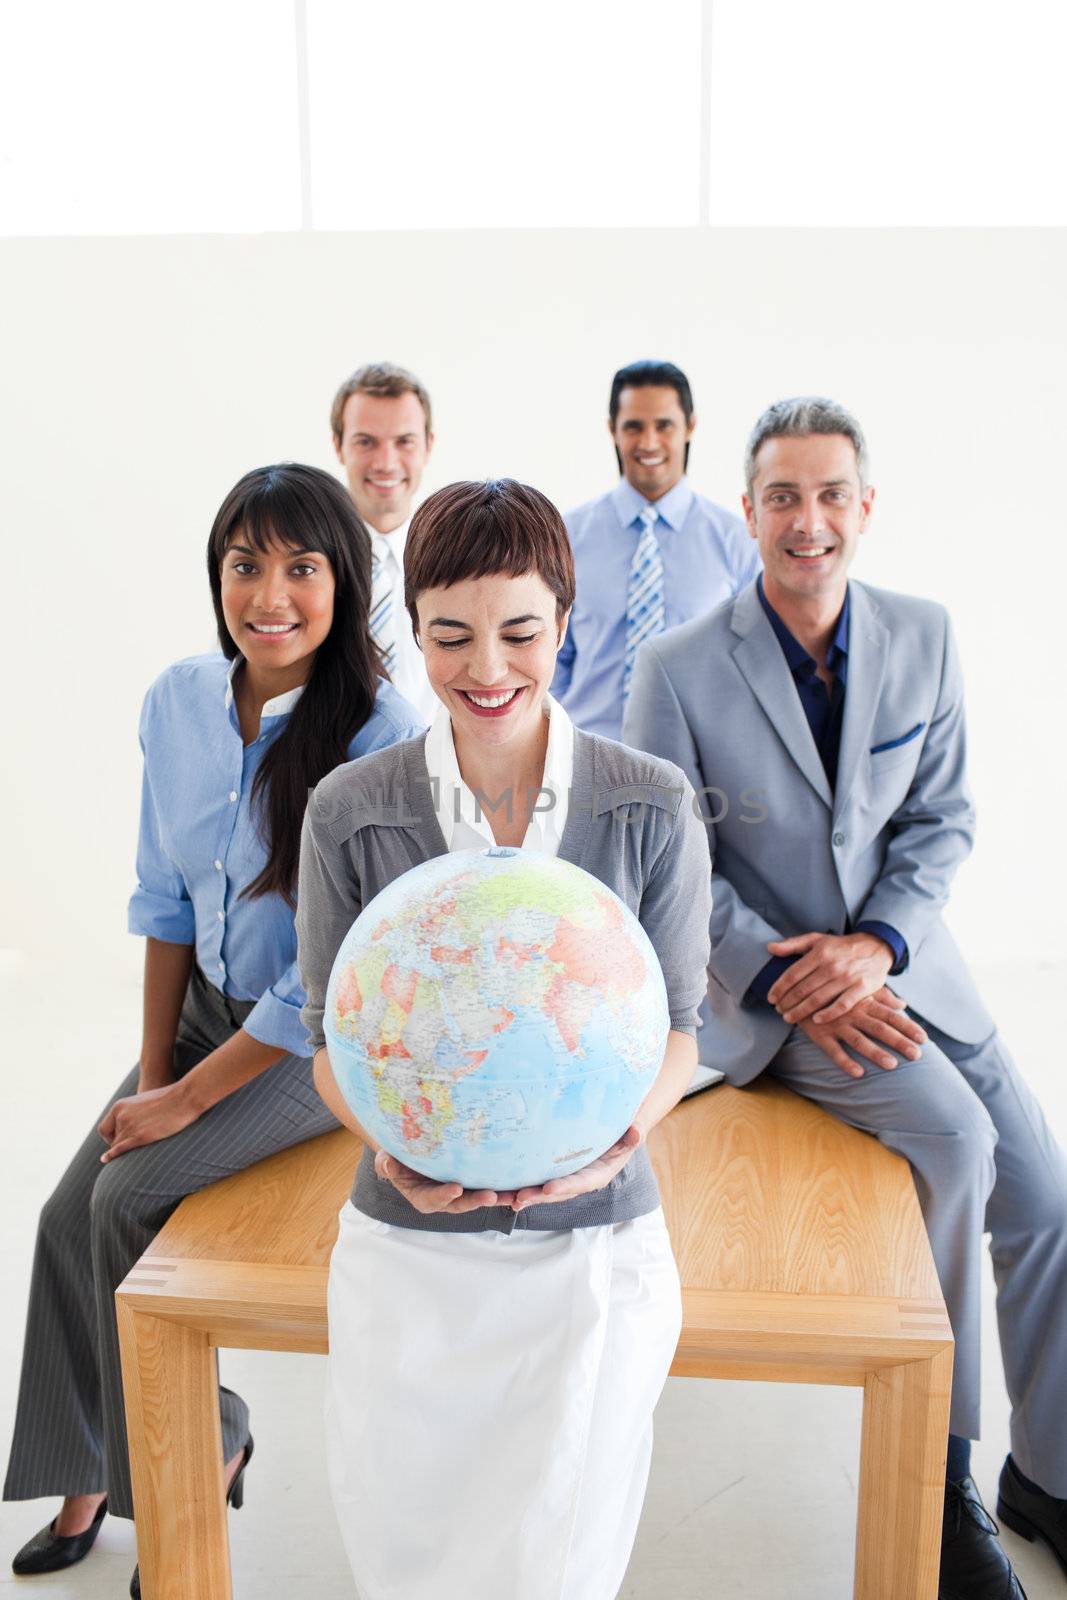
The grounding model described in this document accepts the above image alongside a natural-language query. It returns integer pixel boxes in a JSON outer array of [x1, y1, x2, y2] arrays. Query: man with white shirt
[[552, 358, 760, 740], [331, 361, 437, 722]]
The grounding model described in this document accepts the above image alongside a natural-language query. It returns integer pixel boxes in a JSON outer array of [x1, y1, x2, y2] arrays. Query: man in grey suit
[[623, 397, 1067, 1599]]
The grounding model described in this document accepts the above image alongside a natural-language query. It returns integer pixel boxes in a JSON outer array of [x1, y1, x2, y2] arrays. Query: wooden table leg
[[117, 1297, 232, 1600], [854, 1347, 953, 1600]]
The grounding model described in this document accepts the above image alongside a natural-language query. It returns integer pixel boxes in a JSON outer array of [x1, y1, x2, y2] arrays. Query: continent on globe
[[323, 847, 670, 1190]]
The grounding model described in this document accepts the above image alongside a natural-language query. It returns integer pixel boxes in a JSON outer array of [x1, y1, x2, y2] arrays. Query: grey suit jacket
[[622, 579, 994, 1084]]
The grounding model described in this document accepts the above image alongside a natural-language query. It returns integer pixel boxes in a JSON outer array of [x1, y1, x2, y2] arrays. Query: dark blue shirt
[[747, 578, 907, 1004], [757, 574, 850, 790]]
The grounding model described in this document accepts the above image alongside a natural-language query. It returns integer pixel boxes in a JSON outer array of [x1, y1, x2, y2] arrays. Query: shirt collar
[[756, 574, 850, 677], [610, 475, 694, 534], [367, 517, 410, 569], [223, 656, 306, 720], [424, 693, 575, 850], [535, 693, 575, 803]]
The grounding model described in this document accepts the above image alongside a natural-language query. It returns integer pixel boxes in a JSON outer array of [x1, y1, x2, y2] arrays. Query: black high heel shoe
[[225, 1433, 253, 1511], [129, 1437, 253, 1598], [11, 1495, 108, 1574]]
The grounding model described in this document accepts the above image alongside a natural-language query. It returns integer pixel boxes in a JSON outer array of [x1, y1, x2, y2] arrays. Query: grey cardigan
[[297, 729, 711, 1234]]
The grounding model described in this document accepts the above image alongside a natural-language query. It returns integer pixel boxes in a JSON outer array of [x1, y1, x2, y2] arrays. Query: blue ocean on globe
[[323, 846, 670, 1189]]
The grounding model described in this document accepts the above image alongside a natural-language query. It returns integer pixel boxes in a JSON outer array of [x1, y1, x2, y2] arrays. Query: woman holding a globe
[[297, 478, 713, 1600], [6, 464, 424, 1591]]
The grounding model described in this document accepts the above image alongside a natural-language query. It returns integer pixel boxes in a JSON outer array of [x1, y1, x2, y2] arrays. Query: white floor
[[0, 954, 1063, 1599]]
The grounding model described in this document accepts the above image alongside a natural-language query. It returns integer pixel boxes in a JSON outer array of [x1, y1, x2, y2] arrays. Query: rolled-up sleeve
[[127, 713, 195, 945], [243, 959, 313, 1057], [638, 779, 713, 1036]]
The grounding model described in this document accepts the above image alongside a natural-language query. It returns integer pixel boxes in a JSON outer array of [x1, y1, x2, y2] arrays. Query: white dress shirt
[[423, 692, 574, 855], [367, 519, 438, 726]]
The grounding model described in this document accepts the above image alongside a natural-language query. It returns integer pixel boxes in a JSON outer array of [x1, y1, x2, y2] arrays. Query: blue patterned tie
[[623, 506, 665, 700], [369, 546, 397, 677]]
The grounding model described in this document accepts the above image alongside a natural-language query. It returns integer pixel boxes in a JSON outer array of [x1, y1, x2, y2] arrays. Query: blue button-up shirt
[[748, 580, 906, 1002], [552, 476, 760, 739], [128, 653, 425, 1056]]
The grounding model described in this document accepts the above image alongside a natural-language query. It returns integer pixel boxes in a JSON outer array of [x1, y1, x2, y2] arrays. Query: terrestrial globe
[[323, 846, 669, 1189]]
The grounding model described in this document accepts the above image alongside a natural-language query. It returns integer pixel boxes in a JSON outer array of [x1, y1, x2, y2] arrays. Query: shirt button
[[833, 831, 846, 847], [229, 790, 238, 803], [217, 961, 225, 973], [213, 859, 223, 871], [217, 910, 224, 922]]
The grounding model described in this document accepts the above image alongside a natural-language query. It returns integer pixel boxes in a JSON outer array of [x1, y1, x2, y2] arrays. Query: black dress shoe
[[940, 1476, 1027, 1599], [130, 1436, 253, 1598], [998, 1453, 1067, 1578], [11, 1495, 107, 1575]]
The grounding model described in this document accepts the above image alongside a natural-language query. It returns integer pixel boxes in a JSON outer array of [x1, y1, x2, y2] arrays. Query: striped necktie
[[622, 505, 665, 700], [369, 545, 398, 678]]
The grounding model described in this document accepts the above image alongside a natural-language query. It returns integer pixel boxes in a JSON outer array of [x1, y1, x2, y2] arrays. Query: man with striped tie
[[551, 359, 759, 740], [331, 361, 438, 723]]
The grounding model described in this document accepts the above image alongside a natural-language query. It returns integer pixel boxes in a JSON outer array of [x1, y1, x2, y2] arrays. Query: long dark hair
[[207, 462, 383, 906]]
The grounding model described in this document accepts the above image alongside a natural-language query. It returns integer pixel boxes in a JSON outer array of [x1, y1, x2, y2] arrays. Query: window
[[0, 0, 301, 235], [3, 1, 1063, 236], [306, 0, 703, 230], [706, 0, 1067, 225]]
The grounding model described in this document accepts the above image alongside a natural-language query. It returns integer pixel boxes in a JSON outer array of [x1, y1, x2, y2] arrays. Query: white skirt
[[325, 1202, 682, 1600]]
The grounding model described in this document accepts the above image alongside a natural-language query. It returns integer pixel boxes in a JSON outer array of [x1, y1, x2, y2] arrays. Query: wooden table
[[116, 1080, 952, 1599]]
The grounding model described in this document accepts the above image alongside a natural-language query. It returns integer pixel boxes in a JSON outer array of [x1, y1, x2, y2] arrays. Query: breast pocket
[[867, 742, 922, 775], [868, 721, 925, 771], [862, 744, 923, 821]]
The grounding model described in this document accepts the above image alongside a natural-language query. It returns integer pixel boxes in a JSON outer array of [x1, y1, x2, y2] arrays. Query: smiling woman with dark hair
[[297, 477, 712, 1600], [5, 462, 424, 1595]]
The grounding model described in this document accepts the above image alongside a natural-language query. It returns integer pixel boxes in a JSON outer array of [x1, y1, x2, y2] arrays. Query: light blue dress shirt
[[128, 653, 425, 1057], [551, 476, 761, 739]]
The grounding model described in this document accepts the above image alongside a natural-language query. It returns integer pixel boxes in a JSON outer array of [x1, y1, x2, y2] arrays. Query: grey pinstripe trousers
[[769, 1019, 1067, 1495], [3, 965, 339, 1519]]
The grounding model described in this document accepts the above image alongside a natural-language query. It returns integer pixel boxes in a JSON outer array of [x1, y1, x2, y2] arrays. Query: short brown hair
[[404, 480, 576, 626], [330, 361, 433, 442]]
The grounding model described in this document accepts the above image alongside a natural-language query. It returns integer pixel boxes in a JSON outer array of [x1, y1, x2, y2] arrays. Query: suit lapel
[[833, 583, 889, 820], [730, 587, 834, 810]]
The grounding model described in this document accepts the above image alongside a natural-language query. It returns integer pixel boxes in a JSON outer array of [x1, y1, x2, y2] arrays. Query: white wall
[[3, 227, 1065, 976]]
